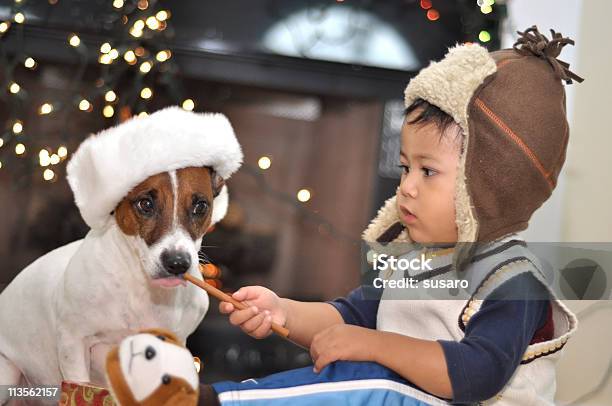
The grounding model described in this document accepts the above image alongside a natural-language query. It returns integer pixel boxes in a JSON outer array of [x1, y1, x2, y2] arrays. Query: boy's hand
[[219, 286, 287, 339], [310, 324, 378, 373]]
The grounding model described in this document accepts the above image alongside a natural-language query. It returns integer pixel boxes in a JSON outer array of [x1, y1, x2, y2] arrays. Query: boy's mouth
[[399, 206, 418, 224]]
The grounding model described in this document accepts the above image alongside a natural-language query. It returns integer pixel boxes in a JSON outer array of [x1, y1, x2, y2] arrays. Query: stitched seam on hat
[[474, 98, 554, 190], [495, 55, 524, 70], [551, 122, 569, 180], [495, 59, 514, 69], [547, 125, 567, 189]]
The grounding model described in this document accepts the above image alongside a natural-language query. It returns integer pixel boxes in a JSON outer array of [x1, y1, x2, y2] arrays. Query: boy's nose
[[399, 174, 418, 198]]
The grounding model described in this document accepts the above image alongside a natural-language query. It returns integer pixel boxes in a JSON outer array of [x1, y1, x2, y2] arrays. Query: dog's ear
[[210, 169, 225, 198]]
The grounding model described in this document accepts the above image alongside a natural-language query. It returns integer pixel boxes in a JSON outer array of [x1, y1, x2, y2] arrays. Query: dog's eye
[[135, 197, 155, 216], [162, 374, 171, 385], [192, 200, 209, 216], [156, 335, 166, 341]]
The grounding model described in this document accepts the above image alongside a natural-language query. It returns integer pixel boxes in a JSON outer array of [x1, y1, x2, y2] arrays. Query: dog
[[0, 107, 242, 403]]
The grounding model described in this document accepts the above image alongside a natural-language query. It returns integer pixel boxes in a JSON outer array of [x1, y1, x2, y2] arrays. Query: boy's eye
[[398, 164, 410, 174], [423, 167, 437, 177], [398, 165, 436, 177]]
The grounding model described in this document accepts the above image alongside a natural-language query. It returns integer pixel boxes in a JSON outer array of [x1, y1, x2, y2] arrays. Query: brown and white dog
[[0, 107, 242, 401]]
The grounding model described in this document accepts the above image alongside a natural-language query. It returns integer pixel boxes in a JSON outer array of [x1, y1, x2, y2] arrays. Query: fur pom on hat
[[67, 106, 243, 230]]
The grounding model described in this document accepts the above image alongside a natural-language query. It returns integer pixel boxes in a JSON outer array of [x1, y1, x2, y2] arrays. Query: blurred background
[[0, 0, 609, 404]]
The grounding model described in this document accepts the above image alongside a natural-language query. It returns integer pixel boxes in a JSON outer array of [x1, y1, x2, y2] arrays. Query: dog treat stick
[[183, 273, 290, 338]]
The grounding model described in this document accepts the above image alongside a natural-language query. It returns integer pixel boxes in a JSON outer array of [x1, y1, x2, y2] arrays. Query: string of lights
[[0, 0, 193, 183], [242, 162, 359, 245], [0, 0, 326, 227], [475, 0, 497, 43], [0, 0, 502, 228]]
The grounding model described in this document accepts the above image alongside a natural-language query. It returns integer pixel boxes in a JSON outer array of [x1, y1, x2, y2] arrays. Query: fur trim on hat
[[404, 43, 497, 244], [66, 106, 243, 229], [362, 193, 411, 244]]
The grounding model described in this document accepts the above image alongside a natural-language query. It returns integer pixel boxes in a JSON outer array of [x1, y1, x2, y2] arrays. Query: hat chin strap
[[210, 185, 229, 225]]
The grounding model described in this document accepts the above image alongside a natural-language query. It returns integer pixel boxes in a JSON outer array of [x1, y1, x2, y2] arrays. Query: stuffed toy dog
[[105, 328, 200, 406]]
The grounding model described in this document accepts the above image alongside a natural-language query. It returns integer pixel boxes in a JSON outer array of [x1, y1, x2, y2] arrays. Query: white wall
[[501, 0, 583, 243], [560, 1, 612, 243], [503, 1, 612, 404]]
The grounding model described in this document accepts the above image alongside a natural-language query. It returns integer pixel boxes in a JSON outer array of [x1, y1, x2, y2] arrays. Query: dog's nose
[[161, 250, 192, 275]]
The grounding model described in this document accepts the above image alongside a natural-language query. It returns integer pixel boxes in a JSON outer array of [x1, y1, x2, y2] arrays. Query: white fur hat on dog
[[66, 106, 243, 230]]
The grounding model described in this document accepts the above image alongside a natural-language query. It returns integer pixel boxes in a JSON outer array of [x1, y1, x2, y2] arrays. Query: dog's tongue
[[152, 277, 186, 288]]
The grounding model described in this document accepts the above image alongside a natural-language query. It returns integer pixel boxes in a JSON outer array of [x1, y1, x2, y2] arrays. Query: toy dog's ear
[[105, 346, 139, 406], [210, 169, 225, 198], [138, 328, 182, 346]]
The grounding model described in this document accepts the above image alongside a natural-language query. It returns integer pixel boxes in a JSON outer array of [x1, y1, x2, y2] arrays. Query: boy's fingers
[[310, 332, 325, 354], [228, 306, 258, 326], [309, 344, 319, 363], [313, 354, 333, 374], [218, 302, 234, 314], [232, 286, 258, 301], [251, 314, 273, 339], [242, 312, 266, 334]]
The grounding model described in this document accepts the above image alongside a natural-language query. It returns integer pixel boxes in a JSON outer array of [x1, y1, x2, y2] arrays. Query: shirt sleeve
[[438, 272, 550, 404], [326, 285, 383, 329]]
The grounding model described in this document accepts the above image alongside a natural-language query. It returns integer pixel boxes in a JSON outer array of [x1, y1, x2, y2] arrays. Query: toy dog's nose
[[161, 250, 192, 275]]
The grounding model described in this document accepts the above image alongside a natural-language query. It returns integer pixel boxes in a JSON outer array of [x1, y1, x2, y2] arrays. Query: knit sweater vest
[[374, 235, 578, 405]]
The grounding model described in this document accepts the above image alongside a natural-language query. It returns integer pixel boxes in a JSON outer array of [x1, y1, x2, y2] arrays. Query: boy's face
[[396, 110, 461, 244]]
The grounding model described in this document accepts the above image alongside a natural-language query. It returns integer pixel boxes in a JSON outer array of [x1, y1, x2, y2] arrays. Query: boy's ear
[[211, 169, 225, 197]]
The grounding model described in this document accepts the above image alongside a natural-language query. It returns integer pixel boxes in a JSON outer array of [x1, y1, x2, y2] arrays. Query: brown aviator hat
[[363, 26, 584, 267]]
